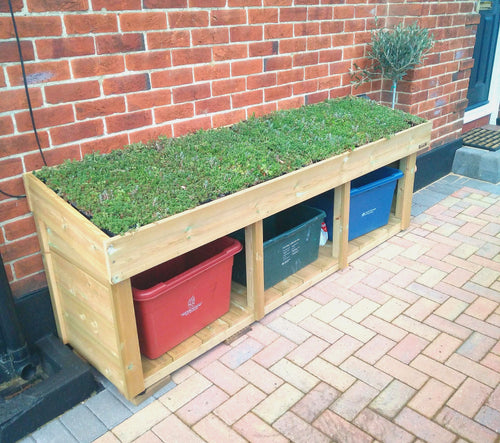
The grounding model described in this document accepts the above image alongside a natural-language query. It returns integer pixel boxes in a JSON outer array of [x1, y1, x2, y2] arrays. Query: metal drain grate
[[462, 128, 500, 151]]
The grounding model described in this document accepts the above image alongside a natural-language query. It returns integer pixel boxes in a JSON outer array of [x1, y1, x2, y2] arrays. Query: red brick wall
[[0, 0, 478, 297]]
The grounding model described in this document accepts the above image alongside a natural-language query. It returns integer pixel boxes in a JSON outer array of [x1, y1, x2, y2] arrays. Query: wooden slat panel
[[52, 253, 114, 323], [23, 174, 109, 282], [333, 182, 350, 269], [396, 153, 417, 230], [105, 122, 432, 284]]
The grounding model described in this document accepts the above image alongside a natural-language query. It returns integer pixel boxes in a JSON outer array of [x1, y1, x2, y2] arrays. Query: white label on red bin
[[181, 296, 203, 317]]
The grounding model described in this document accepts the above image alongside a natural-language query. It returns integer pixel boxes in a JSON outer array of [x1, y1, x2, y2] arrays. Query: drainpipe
[[0, 253, 37, 383]]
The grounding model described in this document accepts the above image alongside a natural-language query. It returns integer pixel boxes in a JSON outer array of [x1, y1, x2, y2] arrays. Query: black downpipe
[[0, 254, 37, 383]]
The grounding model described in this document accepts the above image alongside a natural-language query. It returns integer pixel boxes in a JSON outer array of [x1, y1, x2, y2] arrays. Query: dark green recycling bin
[[231, 205, 325, 290]]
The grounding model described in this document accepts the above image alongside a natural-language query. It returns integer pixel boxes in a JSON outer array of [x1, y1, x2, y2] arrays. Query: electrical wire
[[2, 0, 49, 199]]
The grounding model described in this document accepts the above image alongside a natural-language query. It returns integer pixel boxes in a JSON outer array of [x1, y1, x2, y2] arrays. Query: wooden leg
[[333, 182, 350, 269], [245, 221, 265, 320], [396, 153, 417, 230]]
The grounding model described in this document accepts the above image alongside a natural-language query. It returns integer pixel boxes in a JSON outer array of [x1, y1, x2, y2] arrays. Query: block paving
[[23, 174, 500, 443]]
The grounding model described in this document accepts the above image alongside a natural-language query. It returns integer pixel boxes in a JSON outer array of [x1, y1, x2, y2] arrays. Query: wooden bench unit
[[24, 121, 431, 402]]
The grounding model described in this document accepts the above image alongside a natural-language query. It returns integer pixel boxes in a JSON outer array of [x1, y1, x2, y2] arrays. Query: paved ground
[[23, 173, 500, 443]]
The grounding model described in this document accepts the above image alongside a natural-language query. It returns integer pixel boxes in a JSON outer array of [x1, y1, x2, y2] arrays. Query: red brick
[[0, 115, 13, 135], [212, 109, 246, 128], [0, 233, 41, 262], [293, 79, 318, 95], [228, 0, 260, 5], [281, 7, 307, 21], [15, 104, 74, 132], [127, 90, 171, 111], [7, 61, 71, 86], [76, 97, 126, 120], [307, 35, 331, 50], [125, 51, 171, 71], [247, 72, 276, 90], [334, 5, 355, 19], [171, 47, 211, 66], [246, 102, 277, 118], [332, 33, 354, 47], [280, 38, 307, 53], [147, 30, 190, 49], [0, 132, 50, 159], [93, 0, 141, 9], [293, 52, 318, 67], [80, 134, 129, 155], [144, 0, 186, 8], [168, 10, 209, 28], [212, 78, 245, 96], [10, 273, 48, 298], [0, 41, 34, 63], [0, 88, 43, 113], [0, 0, 22, 12], [0, 199, 29, 224], [194, 63, 230, 82], [294, 22, 320, 36], [190, 0, 225, 6], [72, 55, 124, 78], [278, 68, 304, 85], [265, 23, 294, 39], [306, 64, 328, 80], [155, 103, 194, 123], [27, 0, 87, 12], [0, 177, 25, 202], [50, 120, 104, 145], [249, 8, 278, 24], [192, 28, 229, 46], [64, 14, 118, 34], [173, 115, 211, 137], [278, 96, 304, 110], [265, 84, 292, 102], [320, 20, 343, 35], [232, 90, 263, 108], [195, 96, 230, 115], [264, 55, 292, 71], [231, 59, 262, 77], [345, 19, 366, 33], [319, 48, 342, 63], [308, 6, 333, 21], [150, 67, 193, 88], [230, 25, 263, 42], [13, 254, 44, 279], [0, 157, 22, 181], [129, 124, 173, 144], [0, 69, 5, 88], [120, 12, 167, 31], [106, 110, 152, 134], [172, 83, 211, 103], [36, 37, 95, 60], [249, 41, 277, 57], [3, 217, 36, 241], [96, 34, 144, 55], [45, 80, 100, 104], [213, 44, 247, 61], [343, 46, 364, 59], [103, 73, 150, 95], [211, 9, 247, 26]]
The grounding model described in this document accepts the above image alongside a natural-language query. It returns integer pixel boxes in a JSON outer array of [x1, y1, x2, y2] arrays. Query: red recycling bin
[[131, 236, 242, 359]]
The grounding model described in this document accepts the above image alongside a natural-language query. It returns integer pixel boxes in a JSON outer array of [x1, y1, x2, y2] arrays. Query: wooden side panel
[[49, 252, 143, 398], [106, 122, 432, 283], [23, 173, 109, 282]]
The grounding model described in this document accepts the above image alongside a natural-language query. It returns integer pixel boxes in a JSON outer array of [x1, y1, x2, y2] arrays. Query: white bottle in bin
[[319, 221, 328, 246]]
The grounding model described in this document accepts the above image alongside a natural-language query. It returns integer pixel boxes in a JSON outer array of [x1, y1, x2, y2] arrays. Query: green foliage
[[35, 96, 425, 235], [352, 21, 434, 108]]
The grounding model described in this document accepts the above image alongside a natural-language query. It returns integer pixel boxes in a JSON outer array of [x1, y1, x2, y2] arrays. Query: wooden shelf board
[[141, 297, 253, 388]]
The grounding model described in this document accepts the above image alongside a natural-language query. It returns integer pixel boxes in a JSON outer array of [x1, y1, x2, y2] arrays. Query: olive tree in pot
[[352, 21, 435, 109]]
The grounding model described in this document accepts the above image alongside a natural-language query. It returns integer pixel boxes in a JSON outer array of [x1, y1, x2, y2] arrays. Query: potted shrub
[[351, 21, 435, 109]]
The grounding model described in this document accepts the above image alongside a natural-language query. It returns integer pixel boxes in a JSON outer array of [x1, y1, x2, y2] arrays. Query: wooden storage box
[[23, 121, 431, 402]]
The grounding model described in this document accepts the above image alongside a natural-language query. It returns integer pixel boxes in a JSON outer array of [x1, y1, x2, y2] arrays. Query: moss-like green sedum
[[34, 96, 425, 235]]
